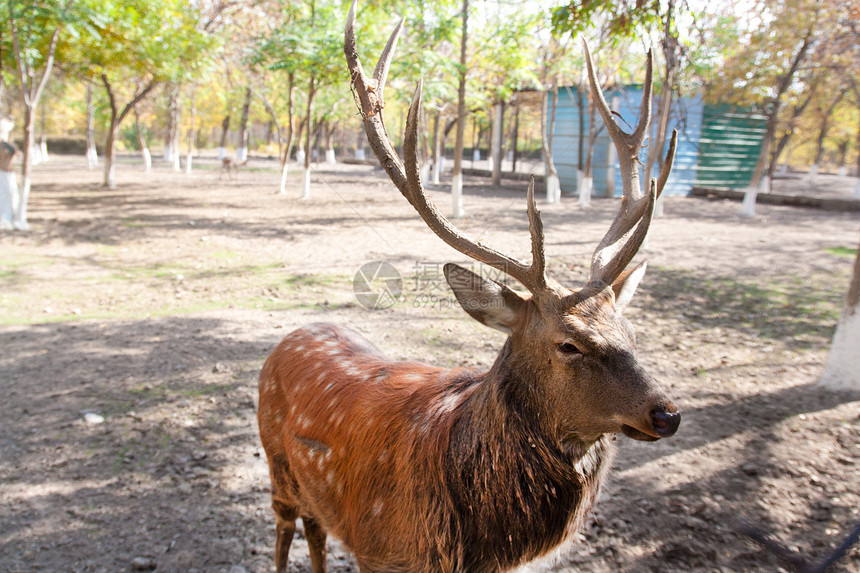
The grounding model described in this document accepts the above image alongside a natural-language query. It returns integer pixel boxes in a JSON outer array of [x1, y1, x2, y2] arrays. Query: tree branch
[[117, 81, 157, 125]]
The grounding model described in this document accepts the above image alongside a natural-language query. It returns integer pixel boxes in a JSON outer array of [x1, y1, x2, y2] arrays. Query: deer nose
[[650, 406, 681, 438]]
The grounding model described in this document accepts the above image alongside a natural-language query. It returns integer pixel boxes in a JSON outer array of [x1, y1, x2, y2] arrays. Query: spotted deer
[[257, 4, 681, 572], [219, 156, 247, 180]]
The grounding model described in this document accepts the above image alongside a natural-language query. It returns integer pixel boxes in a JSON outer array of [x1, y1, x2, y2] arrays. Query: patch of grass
[[645, 267, 845, 350], [824, 246, 857, 259], [210, 250, 239, 260]]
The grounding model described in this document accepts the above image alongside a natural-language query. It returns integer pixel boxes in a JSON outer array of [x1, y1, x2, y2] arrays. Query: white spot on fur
[[437, 393, 462, 415], [378, 450, 388, 463], [326, 471, 335, 486], [402, 373, 423, 382], [372, 499, 384, 516], [294, 345, 305, 353]]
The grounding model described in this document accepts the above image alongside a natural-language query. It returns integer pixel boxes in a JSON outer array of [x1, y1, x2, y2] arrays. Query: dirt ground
[[1, 154, 859, 573]]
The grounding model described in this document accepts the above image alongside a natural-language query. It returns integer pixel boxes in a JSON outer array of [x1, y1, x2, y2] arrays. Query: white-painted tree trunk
[[0, 171, 18, 230], [491, 101, 503, 185], [296, 147, 305, 165], [819, 240, 860, 391], [807, 164, 819, 179], [184, 153, 192, 174], [420, 161, 431, 183], [742, 176, 769, 217], [854, 179, 860, 199], [472, 148, 481, 162], [217, 147, 226, 160], [142, 148, 151, 173], [39, 138, 48, 162], [0, 118, 13, 141], [237, 147, 248, 162], [163, 143, 172, 162], [577, 171, 591, 206], [31, 145, 42, 166], [301, 166, 311, 200], [87, 145, 99, 169], [14, 176, 30, 230], [172, 143, 181, 171], [325, 148, 336, 164], [355, 147, 365, 160], [451, 171, 464, 218], [654, 194, 665, 218], [546, 172, 560, 204], [837, 166, 847, 177], [778, 163, 788, 176], [105, 158, 116, 190], [279, 161, 289, 194], [819, 310, 860, 390]]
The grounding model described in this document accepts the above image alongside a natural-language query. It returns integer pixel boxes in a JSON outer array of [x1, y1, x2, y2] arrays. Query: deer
[[256, 3, 681, 572], [220, 156, 247, 180]]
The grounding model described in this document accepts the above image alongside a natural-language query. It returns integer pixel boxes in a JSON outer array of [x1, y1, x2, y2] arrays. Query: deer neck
[[441, 339, 615, 567]]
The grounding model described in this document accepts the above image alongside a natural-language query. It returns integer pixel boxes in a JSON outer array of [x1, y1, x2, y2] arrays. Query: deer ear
[[611, 260, 647, 312], [444, 263, 526, 334]]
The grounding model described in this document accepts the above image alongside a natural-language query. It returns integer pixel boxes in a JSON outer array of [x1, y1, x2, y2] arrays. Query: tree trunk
[[510, 104, 519, 173], [171, 90, 181, 172], [810, 93, 844, 178], [819, 235, 860, 390], [854, 117, 860, 198], [133, 104, 151, 173], [645, 0, 678, 218], [104, 115, 118, 190], [576, 85, 586, 202], [325, 123, 336, 164], [355, 127, 365, 160], [541, 88, 560, 203], [451, 0, 468, 219], [38, 104, 48, 163], [432, 111, 442, 184], [301, 75, 316, 200], [185, 85, 196, 174], [218, 114, 230, 159], [745, 35, 811, 215], [101, 76, 155, 190], [164, 83, 178, 162], [0, 139, 18, 230], [491, 100, 504, 185], [86, 84, 99, 169], [236, 86, 252, 161], [15, 105, 34, 229]]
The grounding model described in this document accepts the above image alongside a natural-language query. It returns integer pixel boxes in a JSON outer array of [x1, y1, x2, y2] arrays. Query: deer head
[[344, 2, 680, 443]]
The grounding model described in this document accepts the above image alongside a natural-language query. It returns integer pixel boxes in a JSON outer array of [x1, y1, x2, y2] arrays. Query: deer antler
[[583, 41, 678, 286], [345, 1, 547, 294]]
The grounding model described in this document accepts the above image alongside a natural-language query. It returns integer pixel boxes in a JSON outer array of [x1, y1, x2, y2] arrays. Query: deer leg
[[302, 514, 328, 573], [272, 497, 299, 573]]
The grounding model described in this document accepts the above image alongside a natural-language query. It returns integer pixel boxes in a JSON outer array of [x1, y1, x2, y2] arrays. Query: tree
[[75, 0, 210, 188], [451, 0, 468, 218], [4, 0, 72, 230]]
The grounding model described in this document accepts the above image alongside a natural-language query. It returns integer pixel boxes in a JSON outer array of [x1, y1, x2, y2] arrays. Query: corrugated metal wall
[[548, 87, 766, 196], [695, 104, 769, 189]]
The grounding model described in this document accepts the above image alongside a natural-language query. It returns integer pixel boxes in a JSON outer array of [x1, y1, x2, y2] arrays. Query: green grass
[[825, 246, 857, 259]]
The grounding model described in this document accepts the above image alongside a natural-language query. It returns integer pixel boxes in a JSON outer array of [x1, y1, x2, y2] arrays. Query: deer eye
[[557, 341, 581, 355]]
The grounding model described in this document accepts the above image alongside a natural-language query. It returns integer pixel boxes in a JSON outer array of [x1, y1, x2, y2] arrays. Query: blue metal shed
[[547, 86, 766, 197]]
